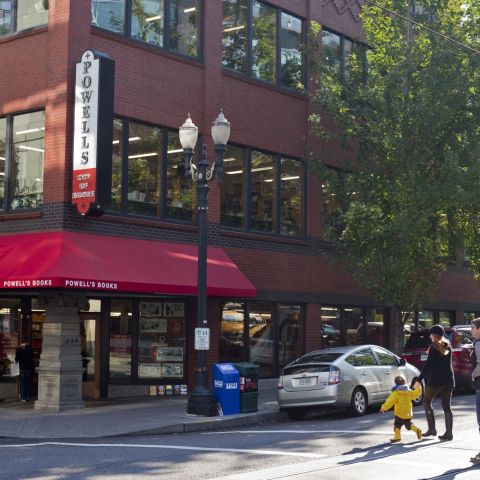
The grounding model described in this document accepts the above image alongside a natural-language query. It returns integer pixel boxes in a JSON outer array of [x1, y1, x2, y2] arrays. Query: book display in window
[[137, 301, 186, 379]]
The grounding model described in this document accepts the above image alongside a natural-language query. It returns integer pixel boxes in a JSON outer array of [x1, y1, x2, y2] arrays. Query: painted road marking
[[0, 442, 326, 459]]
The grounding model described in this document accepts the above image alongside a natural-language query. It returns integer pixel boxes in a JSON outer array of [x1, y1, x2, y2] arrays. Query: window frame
[[0, 110, 45, 213], [219, 300, 306, 378], [110, 116, 199, 224], [220, 144, 306, 237], [321, 26, 366, 82], [0, 0, 49, 36], [222, 0, 306, 92], [91, 0, 203, 61]]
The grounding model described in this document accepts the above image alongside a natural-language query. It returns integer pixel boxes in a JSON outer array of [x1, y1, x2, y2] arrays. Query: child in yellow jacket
[[380, 375, 423, 442]]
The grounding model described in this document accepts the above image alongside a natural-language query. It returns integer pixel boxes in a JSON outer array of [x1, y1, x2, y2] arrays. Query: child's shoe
[[411, 424, 422, 440], [390, 428, 401, 442]]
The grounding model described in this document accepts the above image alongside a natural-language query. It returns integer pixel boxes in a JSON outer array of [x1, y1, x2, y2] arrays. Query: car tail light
[[277, 379, 284, 390], [452, 348, 463, 358], [328, 366, 341, 385]]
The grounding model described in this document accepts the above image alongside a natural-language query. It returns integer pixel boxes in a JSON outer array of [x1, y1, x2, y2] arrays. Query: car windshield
[[283, 365, 331, 376], [292, 352, 342, 364]]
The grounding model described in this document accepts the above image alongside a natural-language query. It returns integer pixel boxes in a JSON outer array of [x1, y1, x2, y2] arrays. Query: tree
[[310, 1, 480, 352]]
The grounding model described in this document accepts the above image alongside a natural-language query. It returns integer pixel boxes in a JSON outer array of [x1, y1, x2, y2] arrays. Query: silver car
[[277, 344, 422, 420]]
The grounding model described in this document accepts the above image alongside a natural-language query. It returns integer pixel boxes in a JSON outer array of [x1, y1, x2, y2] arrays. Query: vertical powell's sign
[[72, 50, 115, 215]]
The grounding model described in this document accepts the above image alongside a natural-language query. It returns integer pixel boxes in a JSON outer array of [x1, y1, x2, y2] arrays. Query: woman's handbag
[[9, 362, 20, 377]]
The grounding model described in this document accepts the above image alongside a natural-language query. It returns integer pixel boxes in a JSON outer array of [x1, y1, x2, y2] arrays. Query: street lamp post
[[179, 110, 230, 416]]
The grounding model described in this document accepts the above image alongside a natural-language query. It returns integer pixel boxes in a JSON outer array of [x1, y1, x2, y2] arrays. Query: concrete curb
[[105, 411, 283, 437]]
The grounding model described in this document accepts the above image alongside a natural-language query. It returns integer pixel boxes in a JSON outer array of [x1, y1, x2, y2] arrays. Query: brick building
[[0, 0, 479, 410]]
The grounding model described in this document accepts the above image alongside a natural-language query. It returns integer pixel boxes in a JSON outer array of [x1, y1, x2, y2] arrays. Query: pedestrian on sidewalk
[[469, 317, 480, 464], [380, 374, 423, 442], [417, 324, 455, 441], [15, 338, 35, 402]]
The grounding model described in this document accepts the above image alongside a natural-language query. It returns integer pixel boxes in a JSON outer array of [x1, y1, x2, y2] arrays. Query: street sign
[[195, 327, 210, 350]]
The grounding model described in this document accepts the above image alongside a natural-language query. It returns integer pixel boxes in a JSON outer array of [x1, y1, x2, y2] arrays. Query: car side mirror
[[399, 357, 406, 366]]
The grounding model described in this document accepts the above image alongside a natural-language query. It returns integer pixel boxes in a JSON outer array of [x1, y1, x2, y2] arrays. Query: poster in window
[[140, 302, 162, 316], [162, 363, 183, 378], [156, 347, 183, 362], [139, 364, 163, 378], [164, 302, 184, 317], [140, 318, 167, 333], [168, 318, 184, 335]]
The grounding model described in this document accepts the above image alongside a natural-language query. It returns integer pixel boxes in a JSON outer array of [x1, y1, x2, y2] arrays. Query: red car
[[402, 327, 474, 390]]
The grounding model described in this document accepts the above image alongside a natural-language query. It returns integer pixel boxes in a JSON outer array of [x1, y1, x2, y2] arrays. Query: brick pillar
[[35, 292, 87, 411]]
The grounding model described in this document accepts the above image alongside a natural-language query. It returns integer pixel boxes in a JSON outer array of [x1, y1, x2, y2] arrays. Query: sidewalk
[[0, 379, 281, 439]]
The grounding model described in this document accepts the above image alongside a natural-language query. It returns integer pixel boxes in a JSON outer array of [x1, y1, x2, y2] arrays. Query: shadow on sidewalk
[[338, 437, 439, 466]]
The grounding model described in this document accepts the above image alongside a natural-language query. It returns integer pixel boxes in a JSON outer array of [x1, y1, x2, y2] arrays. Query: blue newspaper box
[[213, 363, 240, 415]]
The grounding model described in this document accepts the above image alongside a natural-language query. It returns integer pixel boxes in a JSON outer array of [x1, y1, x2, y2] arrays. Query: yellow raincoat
[[381, 385, 422, 419]]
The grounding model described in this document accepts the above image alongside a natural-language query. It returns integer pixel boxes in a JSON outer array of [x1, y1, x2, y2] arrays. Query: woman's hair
[[430, 333, 450, 355]]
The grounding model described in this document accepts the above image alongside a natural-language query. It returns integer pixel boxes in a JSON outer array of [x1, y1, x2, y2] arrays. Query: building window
[[464, 311, 479, 324], [321, 305, 386, 348], [280, 157, 303, 236], [221, 145, 246, 228], [138, 301, 186, 380], [321, 167, 352, 241], [109, 300, 132, 379], [322, 27, 365, 81], [345, 307, 365, 346], [80, 299, 100, 382], [252, 1, 275, 83], [91, 0, 201, 59], [219, 302, 245, 363], [222, 0, 248, 73], [126, 122, 163, 217], [132, 0, 163, 46], [222, 0, 305, 92], [366, 308, 385, 345], [0, 0, 48, 35], [220, 145, 305, 237], [220, 301, 304, 377], [0, 111, 44, 212], [251, 150, 275, 232], [166, 130, 194, 221], [249, 302, 274, 376], [278, 304, 302, 369], [0, 298, 20, 381], [110, 117, 195, 222]]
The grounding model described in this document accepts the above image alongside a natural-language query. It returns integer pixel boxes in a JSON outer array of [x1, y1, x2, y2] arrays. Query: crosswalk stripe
[[0, 441, 326, 459]]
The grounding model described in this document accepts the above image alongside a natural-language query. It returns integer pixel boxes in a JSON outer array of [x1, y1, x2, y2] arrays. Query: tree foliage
[[311, 1, 480, 350]]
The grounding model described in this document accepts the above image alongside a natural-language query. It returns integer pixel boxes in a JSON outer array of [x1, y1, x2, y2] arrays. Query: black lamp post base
[[187, 392, 218, 417]]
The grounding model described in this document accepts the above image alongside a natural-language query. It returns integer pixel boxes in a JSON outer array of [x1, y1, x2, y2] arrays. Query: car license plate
[[421, 354, 427, 361], [298, 377, 314, 386]]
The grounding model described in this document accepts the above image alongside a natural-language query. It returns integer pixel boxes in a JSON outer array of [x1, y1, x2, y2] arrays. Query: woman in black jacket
[[417, 324, 455, 441]]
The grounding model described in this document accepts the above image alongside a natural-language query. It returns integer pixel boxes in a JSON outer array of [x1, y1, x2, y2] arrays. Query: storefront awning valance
[[0, 231, 256, 297]]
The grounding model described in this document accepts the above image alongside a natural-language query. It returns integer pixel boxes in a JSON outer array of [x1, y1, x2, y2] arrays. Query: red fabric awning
[[0, 231, 256, 297]]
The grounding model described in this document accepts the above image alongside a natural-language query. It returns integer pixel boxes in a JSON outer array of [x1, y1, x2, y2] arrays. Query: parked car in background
[[277, 345, 421, 420], [402, 327, 474, 390]]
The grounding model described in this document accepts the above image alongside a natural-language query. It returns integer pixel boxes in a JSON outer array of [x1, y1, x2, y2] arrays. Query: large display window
[[137, 301, 186, 379]]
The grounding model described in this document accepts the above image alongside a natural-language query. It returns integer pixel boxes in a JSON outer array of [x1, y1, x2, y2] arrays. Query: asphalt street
[[0, 391, 478, 480]]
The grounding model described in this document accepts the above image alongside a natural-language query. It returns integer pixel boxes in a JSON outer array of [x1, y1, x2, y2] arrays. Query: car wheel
[[350, 387, 367, 416], [285, 408, 307, 421]]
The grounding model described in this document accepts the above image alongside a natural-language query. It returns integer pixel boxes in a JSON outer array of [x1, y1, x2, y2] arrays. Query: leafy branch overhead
[[310, 1, 480, 347]]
